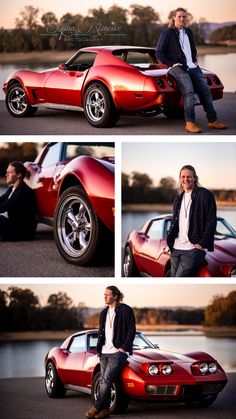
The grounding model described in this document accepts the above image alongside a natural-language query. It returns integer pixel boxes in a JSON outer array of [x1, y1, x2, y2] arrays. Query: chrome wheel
[[84, 83, 120, 127], [7, 85, 28, 115], [57, 194, 92, 258], [86, 88, 105, 123], [45, 364, 55, 395], [93, 375, 116, 410], [123, 249, 131, 277], [54, 186, 100, 265]]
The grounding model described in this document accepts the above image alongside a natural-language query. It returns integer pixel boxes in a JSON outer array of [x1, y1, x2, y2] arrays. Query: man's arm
[[198, 192, 217, 249], [155, 31, 175, 67], [119, 307, 136, 353]]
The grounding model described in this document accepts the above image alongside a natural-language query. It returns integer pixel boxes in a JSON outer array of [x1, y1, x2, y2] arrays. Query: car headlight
[[161, 364, 173, 375], [209, 362, 217, 374], [148, 364, 159, 375], [199, 362, 209, 375]]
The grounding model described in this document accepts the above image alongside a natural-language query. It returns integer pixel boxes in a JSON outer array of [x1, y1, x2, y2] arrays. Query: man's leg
[[95, 352, 128, 413], [174, 249, 206, 277], [190, 66, 218, 122], [169, 66, 196, 122], [170, 249, 182, 277]]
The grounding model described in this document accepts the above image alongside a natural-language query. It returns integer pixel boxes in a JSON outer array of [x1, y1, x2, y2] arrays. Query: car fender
[[57, 156, 114, 232], [183, 351, 216, 362]]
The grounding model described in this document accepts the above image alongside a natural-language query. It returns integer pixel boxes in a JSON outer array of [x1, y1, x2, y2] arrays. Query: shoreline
[[1, 325, 236, 341], [122, 202, 236, 212], [0, 46, 236, 64]]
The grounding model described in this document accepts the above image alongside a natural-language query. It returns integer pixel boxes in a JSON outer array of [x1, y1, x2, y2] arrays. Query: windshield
[[133, 333, 156, 349], [216, 218, 236, 238], [64, 143, 115, 161]]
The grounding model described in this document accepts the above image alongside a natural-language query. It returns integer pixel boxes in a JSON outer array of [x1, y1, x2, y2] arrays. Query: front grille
[[146, 384, 178, 395]]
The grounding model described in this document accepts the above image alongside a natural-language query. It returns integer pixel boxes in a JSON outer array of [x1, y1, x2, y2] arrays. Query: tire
[[92, 372, 130, 414], [163, 107, 184, 119], [185, 393, 218, 407], [84, 83, 120, 127], [6, 82, 38, 117], [123, 245, 139, 277], [45, 362, 66, 398], [54, 186, 101, 266]]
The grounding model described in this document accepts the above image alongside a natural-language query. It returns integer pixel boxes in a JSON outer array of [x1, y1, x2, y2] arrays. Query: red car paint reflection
[[3, 46, 224, 128], [123, 215, 236, 277], [25, 142, 114, 266], [45, 330, 227, 414]]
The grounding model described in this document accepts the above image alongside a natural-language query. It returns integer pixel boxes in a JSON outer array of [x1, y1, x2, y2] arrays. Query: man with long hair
[[167, 165, 217, 276], [0, 161, 36, 240], [156, 7, 226, 133], [85, 286, 136, 419]]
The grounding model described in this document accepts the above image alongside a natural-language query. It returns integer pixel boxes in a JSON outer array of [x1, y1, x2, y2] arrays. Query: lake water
[[0, 53, 235, 101], [122, 208, 236, 244], [0, 334, 235, 378]]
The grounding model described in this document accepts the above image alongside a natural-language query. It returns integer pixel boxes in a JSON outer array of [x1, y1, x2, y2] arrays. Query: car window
[[41, 143, 61, 168], [113, 50, 156, 68], [64, 143, 115, 160], [68, 52, 97, 71], [146, 219, 165, 240], [69, 334, 86, 353], [88, 334, 98, 350], [216, 218, 236, 237]]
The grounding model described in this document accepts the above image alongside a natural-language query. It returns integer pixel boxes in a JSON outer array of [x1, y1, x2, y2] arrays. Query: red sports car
[[123, 215, 236, 277], [25, 142, 114, 265], [45, 330, 227, 414], [3, 46, 224, 128]]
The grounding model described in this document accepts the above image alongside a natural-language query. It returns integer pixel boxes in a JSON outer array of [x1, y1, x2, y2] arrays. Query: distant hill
[[202, 21, 236, 41]]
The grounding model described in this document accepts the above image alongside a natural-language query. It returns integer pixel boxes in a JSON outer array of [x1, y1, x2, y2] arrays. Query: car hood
[[131, 348, 194, 364], [208, 237, 236, 262]]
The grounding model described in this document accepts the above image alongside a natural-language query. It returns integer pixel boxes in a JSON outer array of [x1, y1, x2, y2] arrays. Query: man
[[0, 161, 36, 241], [156, 7, 227, 133], [85, 286, 136, 419], [167, 165, 217, 277]]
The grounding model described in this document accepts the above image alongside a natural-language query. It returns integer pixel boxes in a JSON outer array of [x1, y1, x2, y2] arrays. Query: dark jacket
[[0, 182, 37, 240], [167, 187, 217, 251], [96, 303, 136, 355], [155, 27, 197, 71]]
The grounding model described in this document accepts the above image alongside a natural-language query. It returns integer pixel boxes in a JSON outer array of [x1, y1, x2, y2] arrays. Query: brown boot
[[85, 407, 100, 418], [208, 120, 227, 129], [94, 409, 110, 419], [185, 122, 201, 133]]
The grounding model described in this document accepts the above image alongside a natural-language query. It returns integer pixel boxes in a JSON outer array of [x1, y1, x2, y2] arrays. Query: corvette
[[25, 142, 114, 265], [3, 46, 224, 128], [123, 215, 236, 277], [45, 330, 227, 414]]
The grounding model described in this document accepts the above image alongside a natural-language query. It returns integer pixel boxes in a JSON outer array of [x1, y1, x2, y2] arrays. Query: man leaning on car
[[156, 7, 227, 133], [85, 286, 136, 419]]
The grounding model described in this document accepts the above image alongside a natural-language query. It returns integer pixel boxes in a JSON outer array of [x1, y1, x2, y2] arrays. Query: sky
[[1, 283, 236, 308], [1, 0, 236, 29], [122, 142, 236, 189]]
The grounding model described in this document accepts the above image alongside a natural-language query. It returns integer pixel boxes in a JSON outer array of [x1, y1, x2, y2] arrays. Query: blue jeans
[[95, 352, 128, 410], [168, 65, 217, 123], [171, 248, 206, 277]]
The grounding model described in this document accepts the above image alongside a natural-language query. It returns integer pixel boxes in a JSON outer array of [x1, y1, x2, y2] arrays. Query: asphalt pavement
[[0, 224, 114, 277], [0, 373, 235, 419], [0, 93, 235, 135]]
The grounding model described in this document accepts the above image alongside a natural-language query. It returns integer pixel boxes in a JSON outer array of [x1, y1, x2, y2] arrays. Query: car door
[[30, 143, 65, 217], [138, 219, 168, 276], [58, 334, 88, 387], [44, 52, 97, 106]]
